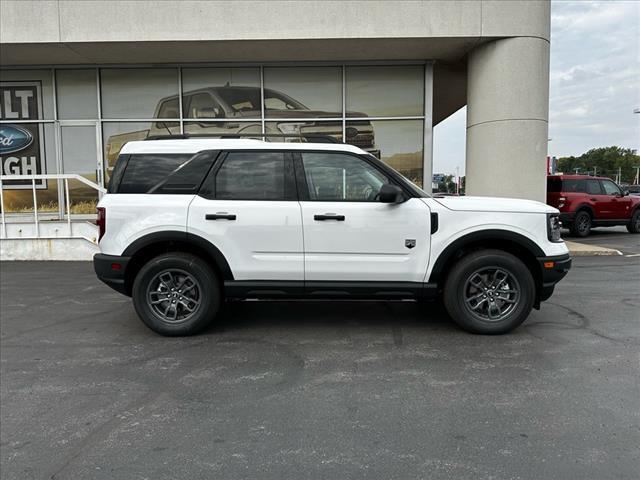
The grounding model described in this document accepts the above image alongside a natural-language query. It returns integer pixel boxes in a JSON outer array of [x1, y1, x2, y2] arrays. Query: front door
[[187, 150, 303, 280], [600, 179, 632, 219], [296, 151, 431, 283]]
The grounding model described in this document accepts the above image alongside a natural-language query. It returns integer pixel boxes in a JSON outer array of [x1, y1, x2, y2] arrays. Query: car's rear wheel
[[132, 252, 221, 336], [570, 210, 591, 237], [443, 250, 535, 334], [627, 209, 640, 233]]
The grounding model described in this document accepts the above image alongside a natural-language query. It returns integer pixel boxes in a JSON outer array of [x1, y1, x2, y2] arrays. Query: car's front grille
[[348, 134, 374, 148]]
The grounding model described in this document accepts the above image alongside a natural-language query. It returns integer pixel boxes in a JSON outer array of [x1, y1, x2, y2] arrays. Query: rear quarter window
[[548, 178, 585, 193], [114, 153, 207, 194]]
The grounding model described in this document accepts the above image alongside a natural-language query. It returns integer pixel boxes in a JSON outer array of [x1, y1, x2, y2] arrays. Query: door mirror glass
[[378, 183, 404, 203]]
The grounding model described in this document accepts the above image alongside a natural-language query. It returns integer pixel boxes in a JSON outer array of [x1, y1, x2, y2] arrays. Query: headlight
[[547, 213, 562, 243]]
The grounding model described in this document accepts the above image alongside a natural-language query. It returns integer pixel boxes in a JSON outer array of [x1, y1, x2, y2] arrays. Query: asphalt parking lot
[[564, 225, 640, 255], [1, 256, 639, 480]]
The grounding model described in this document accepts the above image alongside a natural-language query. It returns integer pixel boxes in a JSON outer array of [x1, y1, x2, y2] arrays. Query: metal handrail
[[0, 174, 106, 239]]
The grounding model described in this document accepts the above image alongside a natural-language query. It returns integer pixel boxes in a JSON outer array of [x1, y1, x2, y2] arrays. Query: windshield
[[214, 87, 307, 113]]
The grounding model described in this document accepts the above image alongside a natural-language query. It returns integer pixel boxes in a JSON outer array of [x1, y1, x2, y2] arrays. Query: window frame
[[198, 149, 297, 201]]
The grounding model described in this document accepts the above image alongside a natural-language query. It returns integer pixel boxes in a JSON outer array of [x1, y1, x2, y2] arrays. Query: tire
[[132, 252, 221, 336], [570, 210, 591, 237], [627, 209, 640, 233], [443, 250, 535, 334]]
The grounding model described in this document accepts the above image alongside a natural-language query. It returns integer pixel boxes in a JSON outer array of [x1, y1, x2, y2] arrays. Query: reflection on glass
[[183, 121, 262, 139], [102, 121, 179, 181], [56, 69, 98, 119], [264, 67, 341, 117], [1, 123, 58, 212], [264, 121, 343, 144], [346, 66, 424, 117], [182, 68, 260, 119], [100, 69, 179, 119], [61, 126, 99, 212], [346, 120, 424, 186]]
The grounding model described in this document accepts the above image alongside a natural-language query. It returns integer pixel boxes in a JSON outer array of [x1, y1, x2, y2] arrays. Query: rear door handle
[[314, 214, 345, 221], [206, 213, 236, 220]]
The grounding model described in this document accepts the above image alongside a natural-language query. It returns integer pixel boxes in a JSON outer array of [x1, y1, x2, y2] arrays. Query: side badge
[[405, 239, 416, 249]]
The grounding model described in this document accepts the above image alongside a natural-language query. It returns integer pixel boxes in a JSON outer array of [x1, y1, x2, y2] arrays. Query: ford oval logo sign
[[0, 125, 34, 155]]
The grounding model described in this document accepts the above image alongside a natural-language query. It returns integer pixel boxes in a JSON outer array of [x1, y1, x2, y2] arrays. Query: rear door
[[187, 150, 303, 280], [296, 151, 431, 283], [584, 179, 607, 218]]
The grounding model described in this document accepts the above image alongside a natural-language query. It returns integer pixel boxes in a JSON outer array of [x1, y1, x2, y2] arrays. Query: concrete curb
[[565, 241, 623, 257]]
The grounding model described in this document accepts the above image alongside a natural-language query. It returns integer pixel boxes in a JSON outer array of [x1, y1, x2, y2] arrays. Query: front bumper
[[93, 253, 131, 296], [537, 253, 572, 302]]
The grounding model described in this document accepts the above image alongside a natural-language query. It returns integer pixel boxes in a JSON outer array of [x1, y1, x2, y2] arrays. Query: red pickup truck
[[547, 175, 640, 237]]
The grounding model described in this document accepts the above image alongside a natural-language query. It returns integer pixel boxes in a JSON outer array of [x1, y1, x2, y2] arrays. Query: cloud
[[549, 0, 639, 157], [434, 0, 640, 173]]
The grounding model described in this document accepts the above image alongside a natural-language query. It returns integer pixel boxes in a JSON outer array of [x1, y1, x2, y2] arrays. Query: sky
[[432, 0, 640, 176]]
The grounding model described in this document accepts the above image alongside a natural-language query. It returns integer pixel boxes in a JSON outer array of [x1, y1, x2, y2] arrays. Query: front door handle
[[206, 213, 236, 220], [314, 214, 345, 221], [590, 198, 597, 201]]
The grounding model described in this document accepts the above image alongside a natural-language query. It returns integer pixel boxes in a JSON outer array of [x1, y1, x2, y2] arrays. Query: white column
[[466, 37, 550, 202]]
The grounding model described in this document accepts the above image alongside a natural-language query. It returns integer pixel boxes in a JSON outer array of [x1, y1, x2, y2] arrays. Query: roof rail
[[144, 133, 342, 144]]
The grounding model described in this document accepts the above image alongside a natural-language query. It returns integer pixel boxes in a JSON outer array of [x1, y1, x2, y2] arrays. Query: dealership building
[[0, 0, 551, 257]]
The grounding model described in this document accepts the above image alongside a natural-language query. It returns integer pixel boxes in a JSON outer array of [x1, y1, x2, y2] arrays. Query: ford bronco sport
[[547, 175, 640, 237], [94, 139, 571, 336]]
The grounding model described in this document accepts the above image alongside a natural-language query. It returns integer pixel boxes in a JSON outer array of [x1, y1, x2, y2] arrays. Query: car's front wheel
[[132, 252, 221, 336], [443, 250, 535, 334], [627, 209, 640, 233]]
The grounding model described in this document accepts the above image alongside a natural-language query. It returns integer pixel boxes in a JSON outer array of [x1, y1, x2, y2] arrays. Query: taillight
[[97, 207, 106, 241]]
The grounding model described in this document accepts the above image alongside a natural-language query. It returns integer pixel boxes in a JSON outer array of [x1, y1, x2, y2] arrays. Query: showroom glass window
[[0, 63, 431, 217]]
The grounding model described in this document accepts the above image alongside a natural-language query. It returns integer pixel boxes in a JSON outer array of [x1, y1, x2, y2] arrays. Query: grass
[[2, 200, 98, 215]]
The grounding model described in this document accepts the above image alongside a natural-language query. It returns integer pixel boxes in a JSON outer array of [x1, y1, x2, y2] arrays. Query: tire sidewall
[[444, 250, 535, 334], [571, 211, 591, 237], [627, 210, 640, 233], [132, 253, 221, 336]]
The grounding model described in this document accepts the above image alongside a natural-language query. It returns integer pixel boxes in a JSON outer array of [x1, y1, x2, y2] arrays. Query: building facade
[[0, 0, 551, 218]]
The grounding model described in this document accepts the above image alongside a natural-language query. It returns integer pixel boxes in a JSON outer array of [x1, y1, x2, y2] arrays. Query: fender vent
[[431, 213, 439, 234]]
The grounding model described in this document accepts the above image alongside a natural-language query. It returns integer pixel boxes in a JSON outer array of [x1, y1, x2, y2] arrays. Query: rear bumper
[[559, 212, 575, 225], [93, 253, 131, 296], [537, 253, 572, 302]]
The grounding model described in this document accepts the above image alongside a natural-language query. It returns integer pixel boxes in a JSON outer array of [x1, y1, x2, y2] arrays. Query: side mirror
[[623, 190, 630, 196], [378, 183, 404, 203]]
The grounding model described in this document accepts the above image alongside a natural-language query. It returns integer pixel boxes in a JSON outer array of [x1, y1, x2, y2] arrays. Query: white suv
[[94, 139, 571, 336]]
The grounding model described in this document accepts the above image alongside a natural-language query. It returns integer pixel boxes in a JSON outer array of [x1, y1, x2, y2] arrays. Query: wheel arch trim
[[122, 230, 234, 280], [428, 229, 545, 284]]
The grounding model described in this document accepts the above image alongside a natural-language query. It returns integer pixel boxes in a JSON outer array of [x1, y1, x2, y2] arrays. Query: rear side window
[[210, 152, 287, 200], [585, 180, 602, 195], [116, 153, 195, 193]]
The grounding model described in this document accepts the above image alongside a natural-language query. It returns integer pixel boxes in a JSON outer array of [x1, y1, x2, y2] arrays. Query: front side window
[[601, 180, 621, 196], [214, 152, 286, 200], [301, 152, 389, 201]]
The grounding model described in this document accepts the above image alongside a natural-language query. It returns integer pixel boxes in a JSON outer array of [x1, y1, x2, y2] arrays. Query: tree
[[437, 175, 457, 193], [556, 147, 639, 184]]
